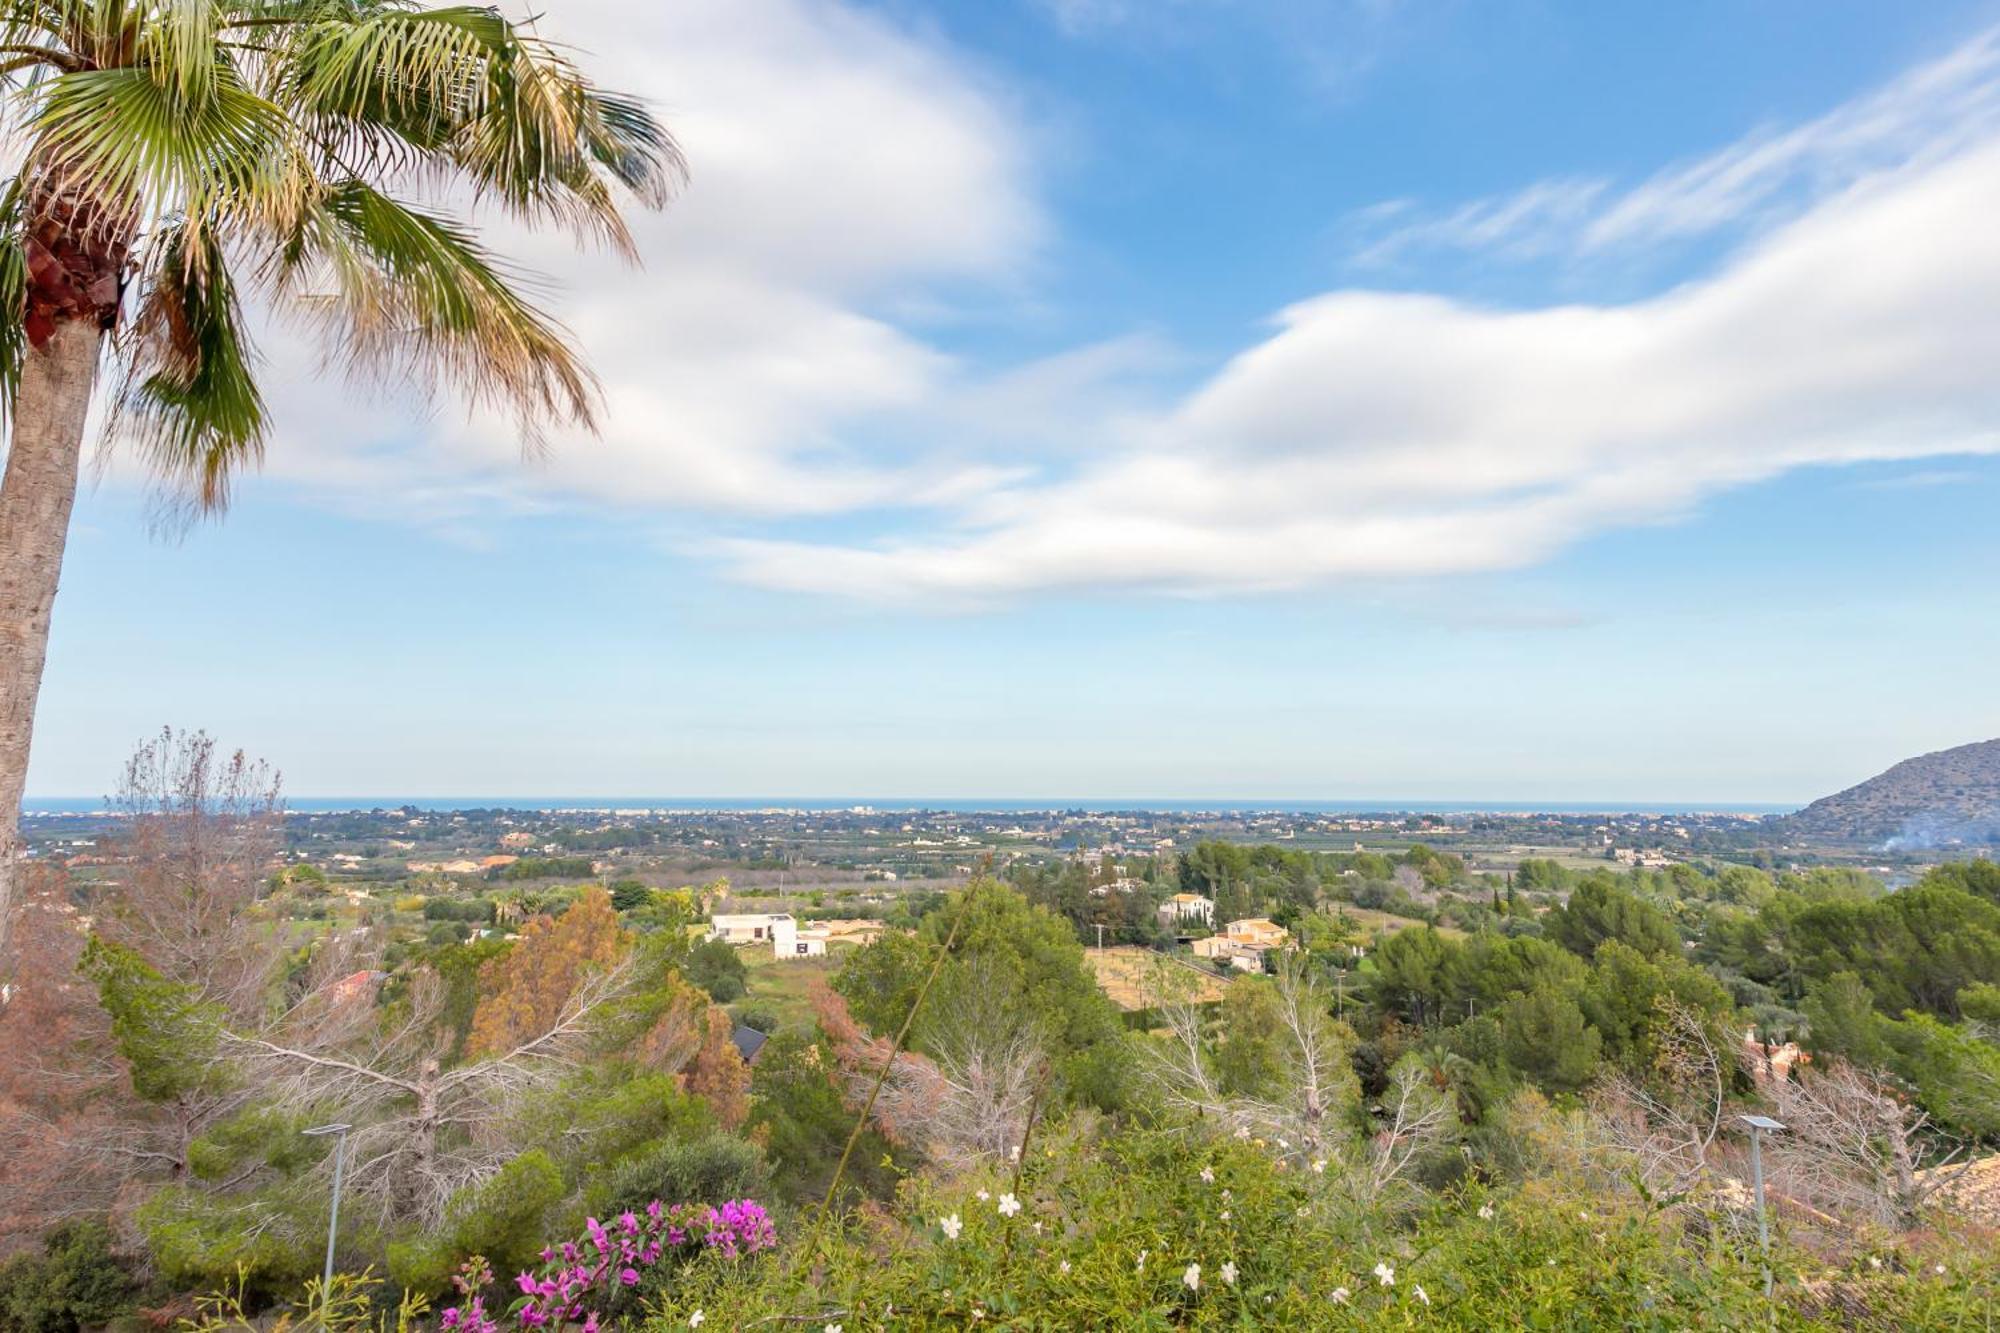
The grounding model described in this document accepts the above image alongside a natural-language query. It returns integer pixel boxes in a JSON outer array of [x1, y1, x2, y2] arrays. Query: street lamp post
[[1736, 1114, 1786, 1297], [303, 1123, 354, 1317]]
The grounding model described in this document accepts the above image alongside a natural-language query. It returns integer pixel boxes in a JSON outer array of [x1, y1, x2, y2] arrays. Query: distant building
[[770, 915, 829, 960], [499, 831, 536, 850], [709, 911, 830, 959], [1192, 917, 1290, 972], [1222, 918, 1288, 950], [710, 912, 787, 944], [1192, 935, 1264, 972], [1743, 1029, 1808, 1086], [1158, 893, 1216, 928]]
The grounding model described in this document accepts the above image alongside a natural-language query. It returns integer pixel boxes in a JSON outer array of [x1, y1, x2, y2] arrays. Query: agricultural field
[[1328, 903, 1467, 940], [735, 939, 856, 1033], [1087, 944, 1228, 1010]]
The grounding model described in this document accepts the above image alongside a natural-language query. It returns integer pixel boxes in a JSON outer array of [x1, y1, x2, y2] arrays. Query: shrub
[[0, 1221, 138, 1333], [593, 1136, 771, 1220], [388, 1151, 568, 1297], [628, 1124, 2000, 1330]]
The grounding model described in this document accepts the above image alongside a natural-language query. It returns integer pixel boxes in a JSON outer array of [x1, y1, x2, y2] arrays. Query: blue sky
[[26, 0, 2000, 803]]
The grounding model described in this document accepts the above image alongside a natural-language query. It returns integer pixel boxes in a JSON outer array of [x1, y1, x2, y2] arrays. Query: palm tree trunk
[[0, 316, 104, 961]]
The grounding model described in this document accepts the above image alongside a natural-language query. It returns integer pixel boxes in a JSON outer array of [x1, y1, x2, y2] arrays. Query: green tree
[[746, 1031, 902, 1206], [0, 1220, 137, 1333], [1213, 975, 1289, 1097], [1500, 985, 1602, 1093], [0, 0, 680, 958], [686, 937, 748, 1003], [1546, 879, 1680, 960], [1801, 971, 1894, 1069]]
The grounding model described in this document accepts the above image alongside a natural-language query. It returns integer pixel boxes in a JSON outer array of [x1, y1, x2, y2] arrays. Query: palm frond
[[275, 178, 594, 445], [30, 63, 309, 240], [0, 177, 27, 419], [439, 27, 680, 254], [115, 220, 267, 512]]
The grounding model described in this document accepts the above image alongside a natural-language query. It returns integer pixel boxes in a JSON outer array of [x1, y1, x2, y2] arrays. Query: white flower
[[688, 1315, 705, 1329], [1234, 1125, 1251, 1140], [1478, 1202, 1495, 1220], [825, 1325, 842, 1333], [1009, 1145, 1021, 1161], [1137, 1249, 1148, 1272], [1374, 1261, 1395, 1286], [940, 1214, 962, 1240], [1414, 1284, 1430, 1307], [1310, 1159, 1326, 1175], [1936, 1263, 1948, 1275], [976, 1190, 991, 1202], [1330, 1287, 1350, 1305], [1183, 1263, 1201, 1291], [1219, 1210, 1230, 1221], [997, 1193, 1021, 1218], [1032, 1220, 1044, 1234], [1221, 1261, 1238, 1286], [1058, 1260, 1071, 1275], [1277, 1137, 1290, 1149], [1200, 1166, 1215, 1184], [1296, 1206, 1311, 1218], [1868, 1256, 1883, 1270]]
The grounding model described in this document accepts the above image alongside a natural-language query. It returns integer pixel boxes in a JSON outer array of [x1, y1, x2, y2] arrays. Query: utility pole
[[302, 1122, 353, 1317], [1094, 923, 1106, 951]]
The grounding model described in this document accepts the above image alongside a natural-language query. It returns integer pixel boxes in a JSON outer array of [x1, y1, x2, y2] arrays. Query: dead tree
[[227, 961, 627, 1228], [1767, 1060, 1963, 1231], [1586, 997, 1729, 1201]]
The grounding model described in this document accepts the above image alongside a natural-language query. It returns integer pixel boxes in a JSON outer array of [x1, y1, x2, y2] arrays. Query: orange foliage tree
[[467, 889, 626, 1058]]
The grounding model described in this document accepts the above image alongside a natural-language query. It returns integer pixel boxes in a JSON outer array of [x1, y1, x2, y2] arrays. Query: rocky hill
[[1778, 738, 2000, 848]]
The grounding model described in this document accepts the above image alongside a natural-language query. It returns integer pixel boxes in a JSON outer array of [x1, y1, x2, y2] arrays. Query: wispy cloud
[[716, 132, 2000, 600], [1350, 26, 2000, 268]]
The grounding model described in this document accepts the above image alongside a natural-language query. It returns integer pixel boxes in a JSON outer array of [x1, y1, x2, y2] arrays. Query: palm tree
[[0, 0, 679, 956]]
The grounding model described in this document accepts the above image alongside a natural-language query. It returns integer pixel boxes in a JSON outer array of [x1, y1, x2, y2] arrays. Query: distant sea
[[23, 796, 1797, 816]]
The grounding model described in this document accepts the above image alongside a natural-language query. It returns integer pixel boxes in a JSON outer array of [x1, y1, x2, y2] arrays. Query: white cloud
[[213, 10, 2000, 606], [1353, 26, 2000, 267], [716, 136, 2000, 599], [249, 0, 1043, 519]]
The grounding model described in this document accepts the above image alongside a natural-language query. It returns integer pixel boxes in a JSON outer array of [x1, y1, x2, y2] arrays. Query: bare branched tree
[[1767, 1060, 1965, 1231], [1145, 959, 1357, 1157], [1348, 1065, 1458, 1210], [812, 973, 1045, 1167], [1587, 998, 1729, 1201], [226, 959, 632, 1228]]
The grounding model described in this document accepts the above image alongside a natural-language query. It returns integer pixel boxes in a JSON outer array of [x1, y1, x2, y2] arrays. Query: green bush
[[387, 1150, 567, 1297], [138, 1184, 320, 1300], [632, 1125, 2000, 1330], [592, 1134, 771, 1219], [0, 1221, 138, 1333]]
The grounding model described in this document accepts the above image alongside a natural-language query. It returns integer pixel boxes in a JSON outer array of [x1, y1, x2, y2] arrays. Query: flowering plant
[[438, 1199, 775, 1332]]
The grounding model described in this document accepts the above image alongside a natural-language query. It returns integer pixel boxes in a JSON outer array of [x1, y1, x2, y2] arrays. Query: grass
[[736, 938, 857, 1033], [1087, 945, 1228, 1010], [1328, 904, 1467, 940]]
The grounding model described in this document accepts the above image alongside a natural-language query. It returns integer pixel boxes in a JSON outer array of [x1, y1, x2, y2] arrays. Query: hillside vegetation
[[1780, 738, 2000, 847], [6, 736, 2000, 1329]]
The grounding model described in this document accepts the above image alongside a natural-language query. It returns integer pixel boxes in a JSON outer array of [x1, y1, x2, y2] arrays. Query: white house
[[710, 912, 788, 944], [711, 911, 829, 958], [769, 915, 829, 959], [1157, 893, 1215, 928]]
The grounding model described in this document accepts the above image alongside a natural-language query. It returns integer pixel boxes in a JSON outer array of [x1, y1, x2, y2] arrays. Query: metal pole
[[323, 1127, 348, 1313], [1748, 1127, 1771, 1297]]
